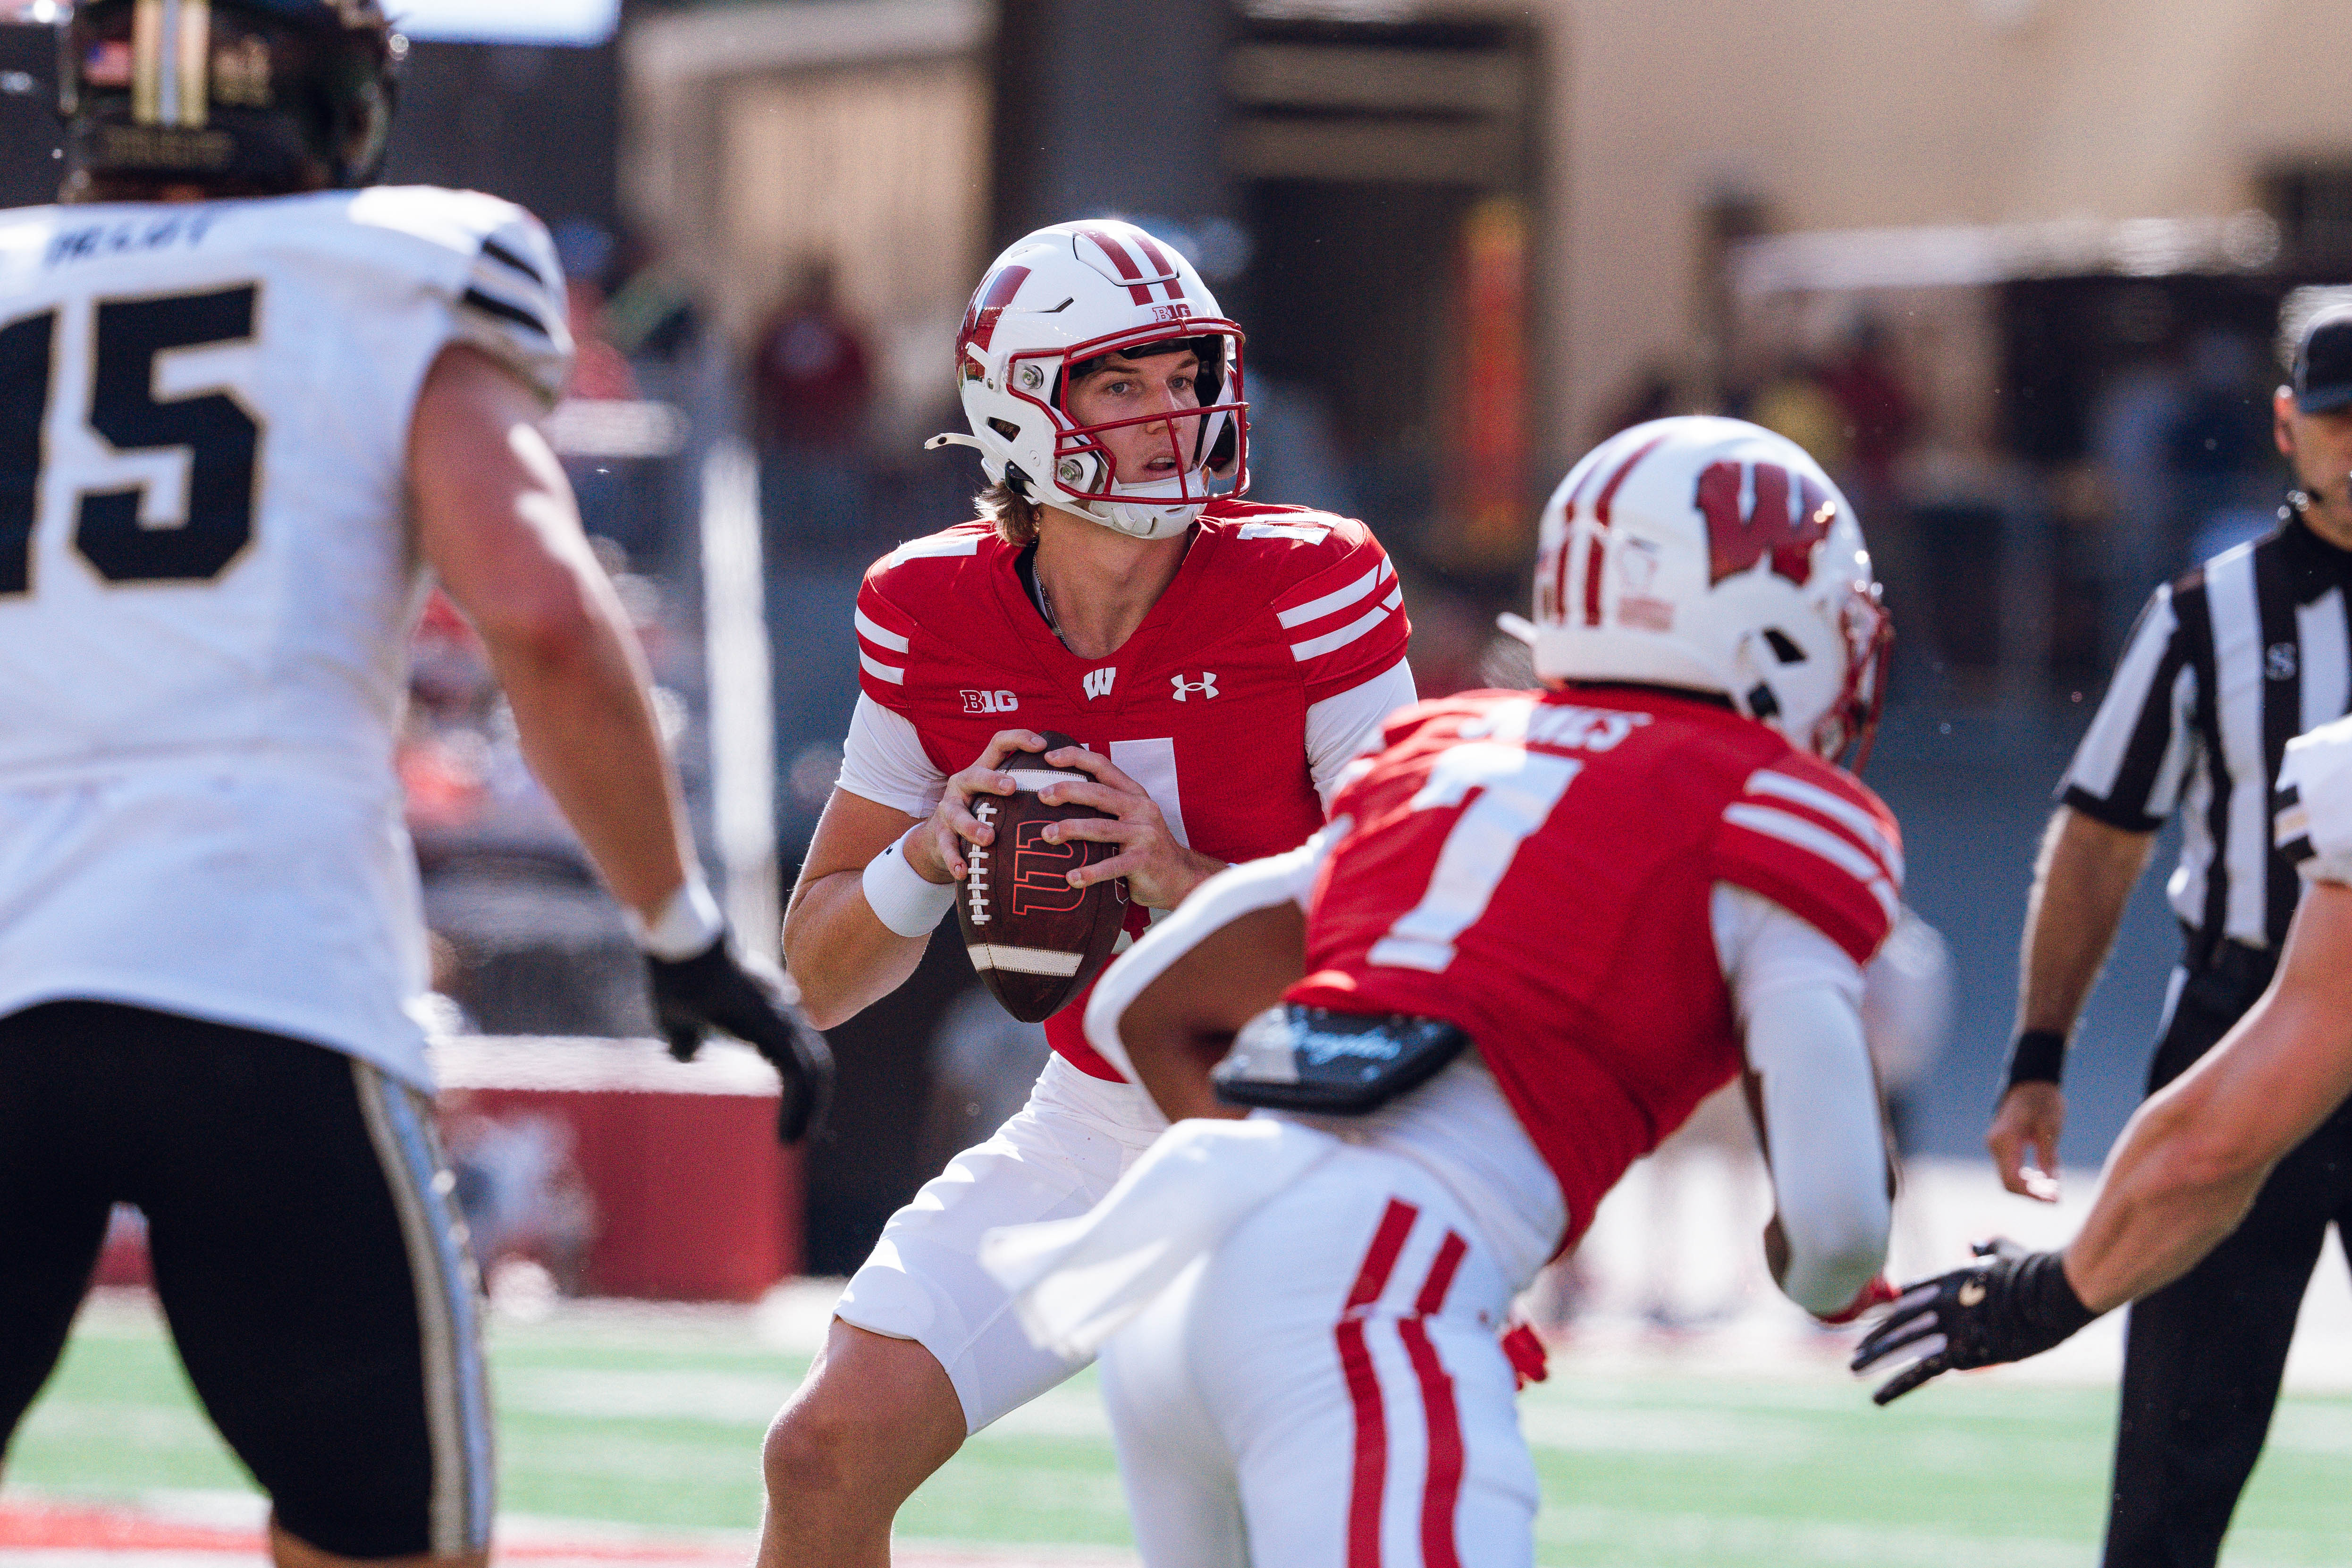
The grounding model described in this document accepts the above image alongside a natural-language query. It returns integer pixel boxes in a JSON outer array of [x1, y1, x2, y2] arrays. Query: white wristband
[[628, 875, 725, 961], [864, 833, 957, 937]]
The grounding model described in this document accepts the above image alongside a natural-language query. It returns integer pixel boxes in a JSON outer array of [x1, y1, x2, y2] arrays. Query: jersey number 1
[[1366, 743, 1583, 974], [0, 285, 262, 596]]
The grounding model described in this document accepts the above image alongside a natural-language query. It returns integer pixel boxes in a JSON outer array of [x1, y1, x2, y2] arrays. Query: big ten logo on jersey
[[1695, 460, 1837, 587], [1011, 820, 1090, 916], [1171, 672, 1218, 702], [1083, 667, 1117, 700], [962, 689, 1020, 715]]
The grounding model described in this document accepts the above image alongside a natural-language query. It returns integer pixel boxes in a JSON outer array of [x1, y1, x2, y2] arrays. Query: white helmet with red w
[[928, 219, 1246, 540], [1521, 416, 1890, 762]]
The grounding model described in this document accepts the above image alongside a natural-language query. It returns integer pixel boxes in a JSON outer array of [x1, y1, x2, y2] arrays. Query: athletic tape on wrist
[[864, 835, 956, 937], [2005, 1028, 2066, 1089], [628, 876, 725, 961]]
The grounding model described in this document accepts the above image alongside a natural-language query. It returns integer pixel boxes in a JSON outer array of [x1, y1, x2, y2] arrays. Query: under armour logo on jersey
[[961, 689, 1020, 714], [2268, 642, 2299, 681], [1083, 668, 1117, 700], [1171, 673, 1218, 702]]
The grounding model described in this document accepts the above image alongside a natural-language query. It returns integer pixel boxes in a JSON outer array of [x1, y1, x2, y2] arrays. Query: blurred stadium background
[[6, 0, 2352, 1561]]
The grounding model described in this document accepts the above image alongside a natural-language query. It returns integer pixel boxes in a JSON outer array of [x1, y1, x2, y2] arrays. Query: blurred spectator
[[1240, 375, 1354, 518], [752, 259, 875, 547], [2167, 330, 2277, 565], [1819, 314, 1915, 506], [915, 988, 1051, 1180], [2089, 346, 2188, 660], [602, 230, 701, 368], [441, 1099, 596, 1295], [1747, 355, 1850, 472], [1403, 583, 1496, 698], [1593, 364, 1678, 443]]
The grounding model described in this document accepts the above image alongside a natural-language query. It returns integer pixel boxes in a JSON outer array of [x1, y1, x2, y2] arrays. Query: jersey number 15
[[0, 284, 261, 596]]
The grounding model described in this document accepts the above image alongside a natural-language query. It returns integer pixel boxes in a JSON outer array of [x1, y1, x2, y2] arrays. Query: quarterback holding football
[[986, 416, 1902, 1568], [767, 221, 1416, 1562]]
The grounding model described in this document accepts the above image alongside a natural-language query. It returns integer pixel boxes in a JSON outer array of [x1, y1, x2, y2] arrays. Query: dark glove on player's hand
[[1850, 1238, 2098, 1406], [648, 937, 834, 1145]]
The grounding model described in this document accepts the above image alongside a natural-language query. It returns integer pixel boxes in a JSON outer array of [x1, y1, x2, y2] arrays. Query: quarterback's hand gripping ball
[[647, 938, 835, 1145], [955, 730, 1130, 1023]]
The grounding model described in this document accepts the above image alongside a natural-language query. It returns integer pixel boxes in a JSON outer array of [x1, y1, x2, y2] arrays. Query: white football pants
[[1099, 1142, 1539, 1568]]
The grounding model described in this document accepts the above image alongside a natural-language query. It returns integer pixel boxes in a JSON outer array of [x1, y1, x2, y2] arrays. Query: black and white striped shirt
[[2061, 512, 2352, 952]]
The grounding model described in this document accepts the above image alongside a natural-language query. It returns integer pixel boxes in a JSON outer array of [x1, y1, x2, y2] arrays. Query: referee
[[1988, 305, 2352, 1568]]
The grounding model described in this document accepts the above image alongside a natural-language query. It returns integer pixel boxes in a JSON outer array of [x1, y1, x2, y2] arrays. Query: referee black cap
[[2293, 308, 2352, 413]]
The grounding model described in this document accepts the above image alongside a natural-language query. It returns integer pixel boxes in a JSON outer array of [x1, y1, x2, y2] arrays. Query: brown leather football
[[956, 731, 1130, 1023]]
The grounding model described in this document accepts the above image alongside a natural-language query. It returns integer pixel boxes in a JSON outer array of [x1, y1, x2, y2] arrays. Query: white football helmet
[[928, 219, 1247, 540], [1515, 416, 1890, 763]]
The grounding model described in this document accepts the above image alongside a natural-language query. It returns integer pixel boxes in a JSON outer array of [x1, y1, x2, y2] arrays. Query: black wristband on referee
[[2005, 1028, 2067, 1090]]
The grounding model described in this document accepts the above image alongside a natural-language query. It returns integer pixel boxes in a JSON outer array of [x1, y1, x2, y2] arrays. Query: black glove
[[647, 936, 834, 1145], [1850, 1238, 2098, 1406]]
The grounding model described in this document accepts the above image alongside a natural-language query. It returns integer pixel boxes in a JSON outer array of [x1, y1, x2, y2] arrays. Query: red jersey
[[1288, 687, 1901, 1245], [856, 499, 1412, 1077]]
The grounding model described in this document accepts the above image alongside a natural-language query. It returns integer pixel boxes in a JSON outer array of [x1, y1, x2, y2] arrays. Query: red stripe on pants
[[1401, 1230, 1468, 1568], [1339, 1199, 1419, 1566]]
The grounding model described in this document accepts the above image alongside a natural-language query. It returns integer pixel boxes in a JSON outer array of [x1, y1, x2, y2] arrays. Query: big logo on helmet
[[1694, 461, 1837, 587]]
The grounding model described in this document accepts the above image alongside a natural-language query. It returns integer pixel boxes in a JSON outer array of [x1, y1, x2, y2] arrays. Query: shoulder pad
[[348, 187, 573, 406], [2279, 715, 2352, 884], [856, 525, 1000, 707], [1712, 752, 1903, 966], [1248, 514, 1407, 700]]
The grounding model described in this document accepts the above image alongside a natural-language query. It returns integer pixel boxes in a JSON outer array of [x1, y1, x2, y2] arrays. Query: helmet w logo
[[1695, 461, 1837, 588]]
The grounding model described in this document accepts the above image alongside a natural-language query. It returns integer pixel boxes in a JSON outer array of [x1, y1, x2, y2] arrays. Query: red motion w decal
[[1694, 460, 1837, 587], [957, 264, 1031, 359]]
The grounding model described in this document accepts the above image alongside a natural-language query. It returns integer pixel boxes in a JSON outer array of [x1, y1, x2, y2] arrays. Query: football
[[955, 731, 1130, 1023]]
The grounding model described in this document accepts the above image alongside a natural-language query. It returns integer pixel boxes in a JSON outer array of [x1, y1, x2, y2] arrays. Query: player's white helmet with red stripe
[[1524, 415, 1890, 762], [933, 220, 1247, 540]]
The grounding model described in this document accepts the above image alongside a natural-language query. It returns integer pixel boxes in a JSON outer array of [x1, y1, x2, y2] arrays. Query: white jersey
[[0, 187, 572, 1089], [2280, 714, 2352, 889]]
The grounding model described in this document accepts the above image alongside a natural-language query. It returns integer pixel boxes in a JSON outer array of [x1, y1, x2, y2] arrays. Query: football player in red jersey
[[980, 416, 1902, 1568], [762, 220, 1415, 1566]]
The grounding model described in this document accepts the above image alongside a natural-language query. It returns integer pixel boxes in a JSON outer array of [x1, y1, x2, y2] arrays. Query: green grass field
[[10, 1292, 2352, 1565]]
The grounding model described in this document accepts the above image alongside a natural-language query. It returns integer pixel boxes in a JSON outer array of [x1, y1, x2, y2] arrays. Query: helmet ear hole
[[987, 418, 1021, 442], [1762, 628, 1807, 664], [1745, 683, 1781, 720]]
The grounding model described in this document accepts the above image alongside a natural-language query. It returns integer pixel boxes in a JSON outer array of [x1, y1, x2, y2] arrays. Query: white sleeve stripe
[[854, 608, 910, 653], [1721, 804, 1901, 923], [2065, 584, 2178, 800], [1290, 601, 1398, 662], [1381, 586, 1403, 612], [1276, 560, 1385, 628], [1743, 770, 1903, 882], [859, 650, 905, 685]]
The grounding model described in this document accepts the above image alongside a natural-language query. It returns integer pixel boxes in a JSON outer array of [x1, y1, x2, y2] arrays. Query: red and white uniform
[[986, 687, 1898, 1566], [830, 499, 1415, 1430]]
